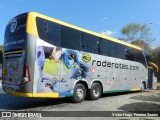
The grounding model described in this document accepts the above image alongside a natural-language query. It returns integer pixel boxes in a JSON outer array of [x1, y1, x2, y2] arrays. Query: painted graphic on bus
[[35, 39, 92, 96]]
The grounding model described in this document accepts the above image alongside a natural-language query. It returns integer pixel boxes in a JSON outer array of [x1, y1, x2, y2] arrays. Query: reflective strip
[[4, 50, 24, 54]]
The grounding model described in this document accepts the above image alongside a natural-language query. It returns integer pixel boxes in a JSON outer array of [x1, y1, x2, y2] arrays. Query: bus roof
[[26, 12, 142, 50]]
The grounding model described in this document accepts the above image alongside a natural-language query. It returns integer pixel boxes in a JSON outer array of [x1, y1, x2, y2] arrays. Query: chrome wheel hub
[[76, 88, 83, 99]]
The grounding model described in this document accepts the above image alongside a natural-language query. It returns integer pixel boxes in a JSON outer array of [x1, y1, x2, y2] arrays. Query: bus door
[[148, 68, 153, 89], [148, 68, 157, 89]]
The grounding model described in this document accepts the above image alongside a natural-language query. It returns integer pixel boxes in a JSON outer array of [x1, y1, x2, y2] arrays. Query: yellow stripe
[[26, 12, 39, 38], [147, 66, 153, 69], [32, 93, 59, 98], [5, 50, 24, 54], [131, 88, 141, 91], [7, 91, 59, 98], [27, 12, 141, 50], [149, 62, 159, 72]]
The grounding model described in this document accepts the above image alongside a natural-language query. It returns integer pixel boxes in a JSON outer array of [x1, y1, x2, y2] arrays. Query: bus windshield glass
[[4, 13, 27, 52], [5, 13, 27, 37]]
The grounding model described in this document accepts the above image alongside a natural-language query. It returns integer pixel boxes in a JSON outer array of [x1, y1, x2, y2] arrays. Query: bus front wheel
[[141, 82, 145, 92], [89, 82, 102, 100], [71, 83, 86, 103]]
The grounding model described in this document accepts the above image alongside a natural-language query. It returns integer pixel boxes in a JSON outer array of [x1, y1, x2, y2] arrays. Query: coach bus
[[2, 12, 157, 103]]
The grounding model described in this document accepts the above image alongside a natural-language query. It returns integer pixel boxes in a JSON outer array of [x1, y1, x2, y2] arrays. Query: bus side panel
[[130, 62, 147, 90], [139, 64, 148, 88], [105, 57, 120, 91], [24, 33, 37, 93], [32, 38, 93, 98], [119, 60, 130, 90], [130, 62, 140, 89]]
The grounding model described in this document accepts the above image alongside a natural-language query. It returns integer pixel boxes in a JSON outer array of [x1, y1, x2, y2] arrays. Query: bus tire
[[71, 83, 86, 103], [89, 82, 102, 100], [141, 82, 145, 92]]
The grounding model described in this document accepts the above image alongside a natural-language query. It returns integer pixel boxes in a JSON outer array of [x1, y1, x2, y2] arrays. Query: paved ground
[[0, 82, 160, 120]]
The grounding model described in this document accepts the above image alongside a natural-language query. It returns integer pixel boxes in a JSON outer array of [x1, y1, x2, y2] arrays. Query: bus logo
[[8, 68, 14, 75], [82, 53, 91, 62], [10, 19, 17, 33]]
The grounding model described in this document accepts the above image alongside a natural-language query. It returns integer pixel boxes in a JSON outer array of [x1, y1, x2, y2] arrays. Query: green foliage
[[120, 23, 160, 81], [151, 45, 160, 65], [0, 46, 2, 51], [131, 40, 152, 53], [151, 46, 160, 81], [120, 23, 155, 44]]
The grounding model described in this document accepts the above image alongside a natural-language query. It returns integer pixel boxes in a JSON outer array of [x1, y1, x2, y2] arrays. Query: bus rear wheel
[[71, 83, 86, 103], [89, 82, 102, 100]]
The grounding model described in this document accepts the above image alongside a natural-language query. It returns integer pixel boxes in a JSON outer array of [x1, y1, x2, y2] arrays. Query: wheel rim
[[93, 86, 100, 97], [76, 87, 84, 99]]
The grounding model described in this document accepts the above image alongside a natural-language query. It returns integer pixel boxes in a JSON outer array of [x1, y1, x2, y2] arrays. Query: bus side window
[[112, 43, 126, 59], [36, 17, 61, 46], [61, 26, 81, 51], [135, 50, 147, 68], [99, 39, 113, 57], [81, 32, 99, 54], [47, 20, 61, 46], [125, 47, 135, 61]]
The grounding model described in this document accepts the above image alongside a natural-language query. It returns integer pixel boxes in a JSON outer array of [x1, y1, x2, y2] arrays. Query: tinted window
[[135, 50, 147, 67], [99, 39, 113, 57], [4, 33, 26, 52], [112, 43, 126, 59], [125, 47, 136, 61], [143, 50, 151, 65], [81, 32, 99, 54], [36, 17, 61, 46], [61, 26, 81, 50], [5, 13, 27, 37], [118, 45, 128, 59]]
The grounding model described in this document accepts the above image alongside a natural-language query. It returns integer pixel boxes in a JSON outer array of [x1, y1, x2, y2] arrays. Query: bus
[[2, 12, 157, 103]]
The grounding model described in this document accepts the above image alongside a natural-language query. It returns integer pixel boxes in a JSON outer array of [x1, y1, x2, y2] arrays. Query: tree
[[151, 45, 160, 66], [151, 45, 160, 82], [131, 40, 152, 53], [120, 23, 155, 44], [120, 23, 160, 81]]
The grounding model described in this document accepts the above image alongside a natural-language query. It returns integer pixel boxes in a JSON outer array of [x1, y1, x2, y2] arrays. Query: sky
[[0, 0, 160, 48]]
